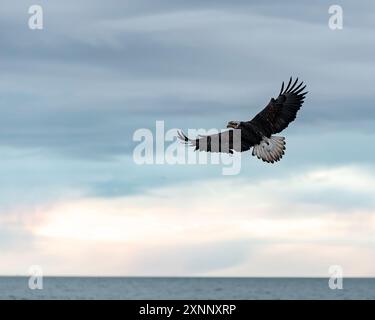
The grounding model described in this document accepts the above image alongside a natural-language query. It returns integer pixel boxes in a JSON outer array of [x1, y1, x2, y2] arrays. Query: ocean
[[0, 277, 374, 300]]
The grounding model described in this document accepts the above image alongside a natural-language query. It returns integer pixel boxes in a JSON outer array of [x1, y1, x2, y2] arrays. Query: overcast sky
[[1, 0, 375, 276]]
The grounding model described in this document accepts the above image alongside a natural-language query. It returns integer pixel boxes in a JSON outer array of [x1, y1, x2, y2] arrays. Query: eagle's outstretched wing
[[177, 130, 248, 154], [250, 77, 308, 136]]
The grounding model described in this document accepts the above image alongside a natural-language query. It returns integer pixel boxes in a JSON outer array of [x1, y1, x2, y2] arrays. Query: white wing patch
[[252, 136, 286, 163]]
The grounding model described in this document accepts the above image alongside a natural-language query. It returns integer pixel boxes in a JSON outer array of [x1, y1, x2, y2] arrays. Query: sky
[[1, 0, 375, 277]]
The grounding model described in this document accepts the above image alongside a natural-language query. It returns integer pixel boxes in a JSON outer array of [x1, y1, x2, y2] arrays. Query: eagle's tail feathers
[[252, 136, 286, 163]]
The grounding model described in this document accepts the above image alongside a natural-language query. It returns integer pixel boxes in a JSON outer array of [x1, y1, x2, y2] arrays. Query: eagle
[[177, 77, 308, 163]]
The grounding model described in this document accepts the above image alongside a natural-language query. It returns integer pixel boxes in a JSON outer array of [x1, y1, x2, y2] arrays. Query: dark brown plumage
[[178, 77, 308, 163]]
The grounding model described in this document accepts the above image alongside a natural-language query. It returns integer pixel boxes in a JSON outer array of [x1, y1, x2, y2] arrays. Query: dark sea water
[[0, 277, 374, 300]]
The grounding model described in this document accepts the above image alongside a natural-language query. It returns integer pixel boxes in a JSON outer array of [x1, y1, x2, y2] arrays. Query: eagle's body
[[239, 121, 265, 146], [178, 78, 308, 163]]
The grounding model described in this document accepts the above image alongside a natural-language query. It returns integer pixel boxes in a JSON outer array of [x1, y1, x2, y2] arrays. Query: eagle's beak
[[227, 122, 236, 129]]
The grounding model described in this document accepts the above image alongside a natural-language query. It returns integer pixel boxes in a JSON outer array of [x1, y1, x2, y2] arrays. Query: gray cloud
[[2, 1, 375, 277], [1, 0, 375, 158], [0, 0, 375, 202]]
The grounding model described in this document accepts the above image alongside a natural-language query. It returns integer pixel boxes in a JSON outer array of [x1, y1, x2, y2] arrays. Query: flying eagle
[[177, 77, 308, 163]]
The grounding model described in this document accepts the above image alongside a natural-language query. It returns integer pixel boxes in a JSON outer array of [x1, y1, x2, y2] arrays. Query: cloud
[[1, 0, 375, 160], [1, 0, 375, 277], [1, 165, 374, 276]]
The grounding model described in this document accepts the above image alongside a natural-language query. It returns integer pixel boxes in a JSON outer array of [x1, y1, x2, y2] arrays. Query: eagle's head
[[226, 121, 241, 129]]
